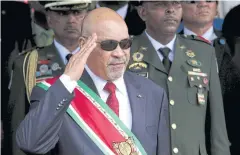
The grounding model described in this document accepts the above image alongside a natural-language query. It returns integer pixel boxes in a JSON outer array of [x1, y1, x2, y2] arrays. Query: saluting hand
[[64, 33, 97, 81]]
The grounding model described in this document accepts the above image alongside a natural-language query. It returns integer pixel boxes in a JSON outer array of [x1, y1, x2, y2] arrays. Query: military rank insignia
[[128, 46, 149, 78], [132, 52, 144, 62], [179, 45, 186, 50]]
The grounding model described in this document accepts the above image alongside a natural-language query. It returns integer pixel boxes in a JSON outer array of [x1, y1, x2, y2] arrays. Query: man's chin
[[65, 34, 80, 40], [163, 28, 178, 35]]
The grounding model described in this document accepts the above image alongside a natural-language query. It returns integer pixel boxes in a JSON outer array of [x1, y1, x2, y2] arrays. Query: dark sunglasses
[[97, 38, 132, 51]]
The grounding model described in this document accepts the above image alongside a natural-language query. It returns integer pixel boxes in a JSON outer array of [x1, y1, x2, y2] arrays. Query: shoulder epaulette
[[18, 46, 43, 56], [180, 34, 211, 45]]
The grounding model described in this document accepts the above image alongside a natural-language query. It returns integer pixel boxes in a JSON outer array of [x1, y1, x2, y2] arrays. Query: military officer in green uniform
[[180, 0, 236, 96], [181, 2, 240, 154], [8, 1, 92, 155], [128, 1, 230, 155]]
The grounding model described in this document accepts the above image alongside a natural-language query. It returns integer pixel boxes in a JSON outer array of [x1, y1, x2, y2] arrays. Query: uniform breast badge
[[39, 64, 49, 74], [51, 62, 61, 71], [197, 85, 206, 105], [197, 92, 206, 105], [113, 137, 138, 155], [129, 47, 148, 71], [36, 58, 55, 79], [203, 77, 209, 85], [187, 59, 202, 68], [185, 50, 196, 58], [132, 52, 144, 62], [129, 47, 149, 78]]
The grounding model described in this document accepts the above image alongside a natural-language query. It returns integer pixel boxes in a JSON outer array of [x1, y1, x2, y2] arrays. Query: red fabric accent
[[104, 82, 119, 116], [197, 36, 211, 44]]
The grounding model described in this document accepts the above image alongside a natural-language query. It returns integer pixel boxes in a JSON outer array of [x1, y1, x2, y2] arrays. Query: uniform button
[[172, 123, 177, 129], [199, 84, 202, 88], [170, 100, 175, 105], [56, 107, 60, 110], [168, 76, 173, 82], [58, 103, 62, 107], [173, 147, 179, 154]]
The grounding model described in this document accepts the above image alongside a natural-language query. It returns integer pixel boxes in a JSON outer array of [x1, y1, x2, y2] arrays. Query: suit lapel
[[44, 44, 65, 77], [137, 33, 168, 74], [80, 70, 99, 96], [124, 72, 146, 134]]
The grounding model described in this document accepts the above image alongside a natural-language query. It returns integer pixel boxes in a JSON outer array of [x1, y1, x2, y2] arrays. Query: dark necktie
[[159, 47, 171, 73], [104, 82, 119, 116], [66, 54, 73, 62]]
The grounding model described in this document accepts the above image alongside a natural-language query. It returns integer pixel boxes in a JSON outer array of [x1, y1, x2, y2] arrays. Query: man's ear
[[78, 37, 86, 48], [137, 6, 147, 22]]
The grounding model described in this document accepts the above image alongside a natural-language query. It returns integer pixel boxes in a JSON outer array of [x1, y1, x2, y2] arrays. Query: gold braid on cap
[[23, 49, 38, 103]]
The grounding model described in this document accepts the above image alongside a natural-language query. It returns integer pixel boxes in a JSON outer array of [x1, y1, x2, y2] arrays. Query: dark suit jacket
[[128, 32, 230, 155], [15, 71, 170, 155]]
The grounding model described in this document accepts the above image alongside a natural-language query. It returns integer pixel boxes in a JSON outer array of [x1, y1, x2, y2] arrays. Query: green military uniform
[[127, 32, 230, 155], [180, 29, 239, 155], [179, 29, 233, 95], [8, 44, 65, 155]]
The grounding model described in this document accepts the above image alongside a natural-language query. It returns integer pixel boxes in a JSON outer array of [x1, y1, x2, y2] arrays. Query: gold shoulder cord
[[23, 49, 38, 103]]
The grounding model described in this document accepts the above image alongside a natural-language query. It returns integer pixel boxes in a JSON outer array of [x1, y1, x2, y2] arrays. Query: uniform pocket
[[187, 75, 209, 105]]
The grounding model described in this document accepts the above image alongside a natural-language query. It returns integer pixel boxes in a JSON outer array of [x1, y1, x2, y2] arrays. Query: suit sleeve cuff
[[59, 74, 77, 93]]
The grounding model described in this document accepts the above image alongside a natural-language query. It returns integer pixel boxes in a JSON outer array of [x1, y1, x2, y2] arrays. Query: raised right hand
[[64, 33, 97, 81]]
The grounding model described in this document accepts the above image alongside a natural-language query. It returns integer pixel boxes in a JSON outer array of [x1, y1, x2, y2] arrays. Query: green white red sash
[[37, 77, 147, 155]]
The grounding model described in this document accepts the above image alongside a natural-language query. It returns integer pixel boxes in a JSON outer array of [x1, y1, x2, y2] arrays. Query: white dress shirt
[[96, 2, 129, 19], [145, 31, 176, 62], [183, 26, 218, 43], [54, 39, 80, 65], [59, 65, 132, 130]]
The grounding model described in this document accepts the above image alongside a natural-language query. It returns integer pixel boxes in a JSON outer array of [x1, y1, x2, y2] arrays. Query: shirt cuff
[[59, 74, 77, 93]]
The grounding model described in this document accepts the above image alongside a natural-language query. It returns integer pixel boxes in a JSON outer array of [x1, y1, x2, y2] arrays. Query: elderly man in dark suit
[[16, 7, 170, 155]]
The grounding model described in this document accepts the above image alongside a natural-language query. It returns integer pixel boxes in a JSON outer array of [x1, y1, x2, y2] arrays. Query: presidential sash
[[37, 77, 147, 155]]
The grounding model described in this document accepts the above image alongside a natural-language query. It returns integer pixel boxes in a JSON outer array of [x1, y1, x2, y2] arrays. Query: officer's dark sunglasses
[[97, 38, 132, 51]]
